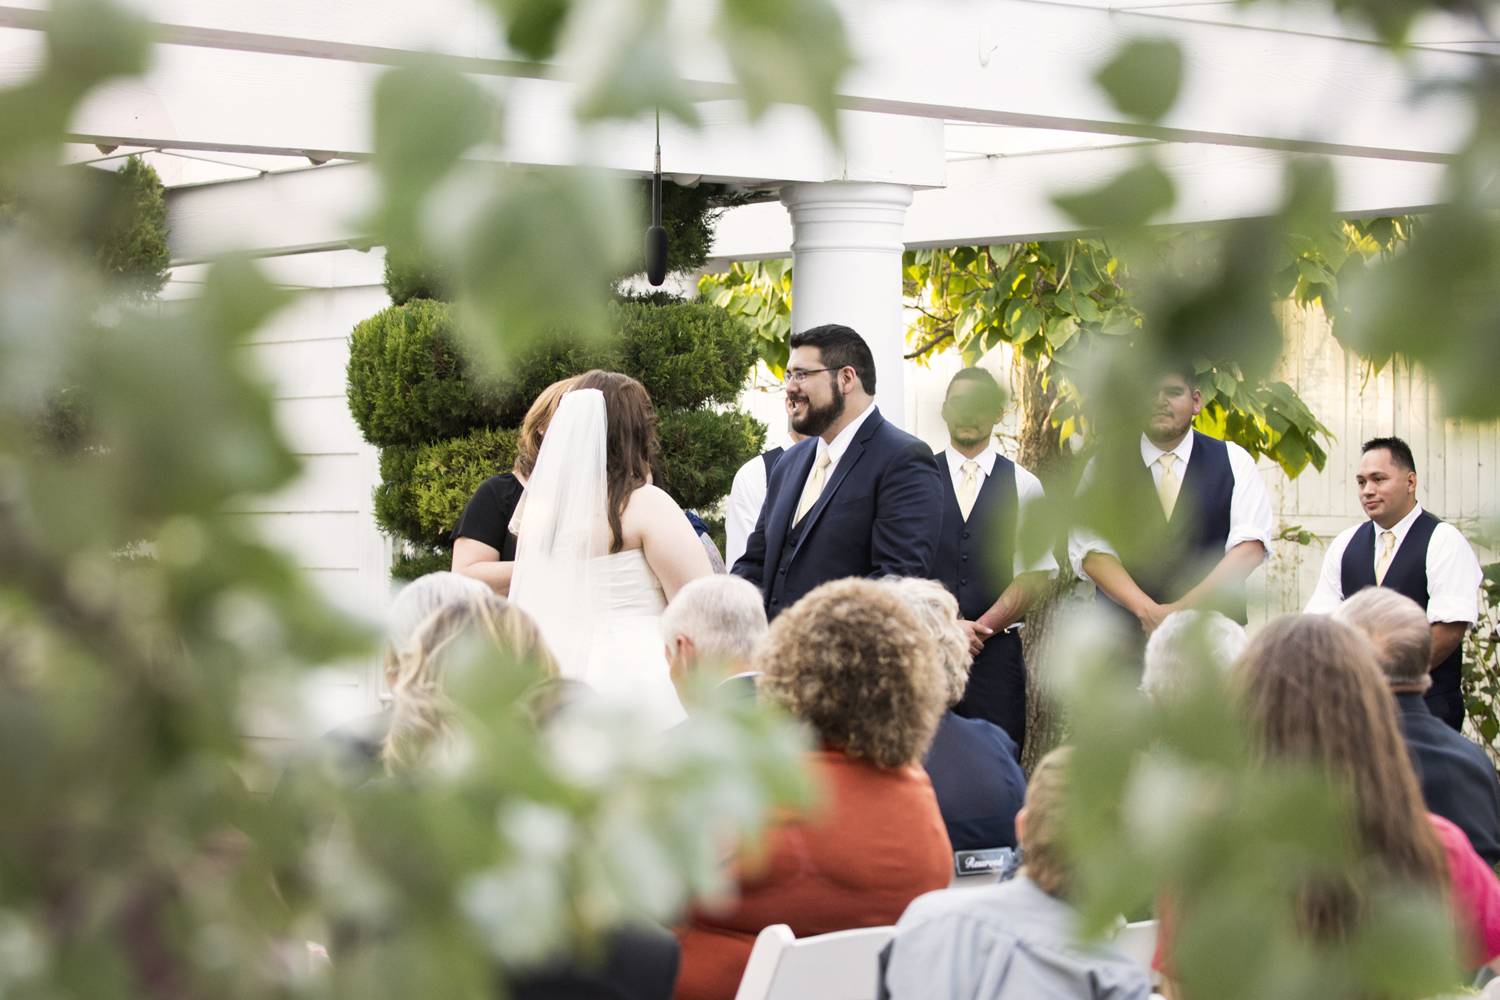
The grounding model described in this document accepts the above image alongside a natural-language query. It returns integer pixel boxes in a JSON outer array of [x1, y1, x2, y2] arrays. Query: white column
[[780, 182, 914, 430]]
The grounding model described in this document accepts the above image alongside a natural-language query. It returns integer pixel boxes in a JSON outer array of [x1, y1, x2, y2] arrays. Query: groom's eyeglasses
[[783, 367, 837, 386]]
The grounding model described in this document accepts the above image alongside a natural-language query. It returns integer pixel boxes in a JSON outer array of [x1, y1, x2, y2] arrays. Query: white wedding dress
[[509, 389, 688, 732]]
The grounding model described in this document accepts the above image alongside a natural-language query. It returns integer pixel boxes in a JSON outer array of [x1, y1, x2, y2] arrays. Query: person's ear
[[1013, 806, 1028, 847], [1190, 389, 1203, 415]]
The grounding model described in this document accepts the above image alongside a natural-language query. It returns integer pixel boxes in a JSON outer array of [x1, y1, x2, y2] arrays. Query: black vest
[[1341, 511, 1462, 696], [934, 453, 1018, 621], [1097, 431, 1242, 622]]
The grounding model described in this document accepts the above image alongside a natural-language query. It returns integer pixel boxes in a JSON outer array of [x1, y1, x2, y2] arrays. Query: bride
[[509, 370, 713, 730]]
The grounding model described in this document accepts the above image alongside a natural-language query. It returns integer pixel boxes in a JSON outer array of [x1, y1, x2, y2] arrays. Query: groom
[[732, 324, 944, 617]]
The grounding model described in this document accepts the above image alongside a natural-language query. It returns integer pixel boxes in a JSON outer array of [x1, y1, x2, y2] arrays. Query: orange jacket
[[674, 750, 953, 1000]]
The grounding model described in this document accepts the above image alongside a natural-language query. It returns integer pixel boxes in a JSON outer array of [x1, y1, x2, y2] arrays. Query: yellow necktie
[[1157, 453, 1181, 520], [794, 450, 832, 525], [957, 460, 980, 521], [1375, 529, 1397, 584]]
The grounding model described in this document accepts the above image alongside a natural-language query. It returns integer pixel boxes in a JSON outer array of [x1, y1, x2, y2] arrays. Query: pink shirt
[[1431, 812, 1500, 967]]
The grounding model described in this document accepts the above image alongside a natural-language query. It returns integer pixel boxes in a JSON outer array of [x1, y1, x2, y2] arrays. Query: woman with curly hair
[[672, 578, 953, 1000]]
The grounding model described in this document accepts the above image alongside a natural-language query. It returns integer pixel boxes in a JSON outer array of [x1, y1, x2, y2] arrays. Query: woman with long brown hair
[[1156, 614, 1500, 995], [509, 370, 712, 730]]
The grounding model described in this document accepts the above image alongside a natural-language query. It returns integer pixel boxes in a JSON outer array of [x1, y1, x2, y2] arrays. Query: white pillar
[[780, 182, 914, 430]]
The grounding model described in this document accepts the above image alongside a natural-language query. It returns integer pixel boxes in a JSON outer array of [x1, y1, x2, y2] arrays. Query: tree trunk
[[1014, 355, 1073, 775]]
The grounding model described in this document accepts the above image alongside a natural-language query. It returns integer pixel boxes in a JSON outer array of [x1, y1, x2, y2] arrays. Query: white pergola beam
[[0, 0, 1477, 164], [167, 141, 1447, 264]]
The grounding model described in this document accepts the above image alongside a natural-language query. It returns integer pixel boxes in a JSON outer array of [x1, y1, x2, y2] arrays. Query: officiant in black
[[932, 367, 1057, 752]]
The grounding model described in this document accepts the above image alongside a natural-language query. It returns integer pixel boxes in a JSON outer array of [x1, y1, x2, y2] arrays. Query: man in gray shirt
[[880, 749, 1152, 1000]]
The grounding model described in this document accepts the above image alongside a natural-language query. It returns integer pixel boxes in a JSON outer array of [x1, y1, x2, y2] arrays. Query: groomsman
[[1070, 364, 1273, 637], [732, 324, 944, 617], [932, 368, 1057, 751], [1304, 436, 1482, 730]]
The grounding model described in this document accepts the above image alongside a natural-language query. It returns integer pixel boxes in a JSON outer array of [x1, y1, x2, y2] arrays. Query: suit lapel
[[789, 408, 884, 548]]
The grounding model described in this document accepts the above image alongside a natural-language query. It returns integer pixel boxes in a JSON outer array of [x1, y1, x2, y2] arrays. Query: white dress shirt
[[1303, 503, 1482, 623], [726, 452, 771, 568], [943, 442, 1059, 577], [1068, 432, 1274, 582]]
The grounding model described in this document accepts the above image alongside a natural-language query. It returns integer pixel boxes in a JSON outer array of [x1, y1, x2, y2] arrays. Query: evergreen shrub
[[350, 296, 765, 577]]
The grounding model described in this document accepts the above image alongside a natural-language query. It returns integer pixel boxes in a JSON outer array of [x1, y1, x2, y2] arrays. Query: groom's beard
[[790, 387, 845, 437]]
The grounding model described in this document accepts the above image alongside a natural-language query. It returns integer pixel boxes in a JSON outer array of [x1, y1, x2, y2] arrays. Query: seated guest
[[1157, 615, 1500, 992], [885, 576, 1027, 852], [1140, 610, 1247, 703], [384, 591, 558, 774], [659, 575, 768, 704], [880, 747, 1152, 1000], [1335, 588, 1500, 867], [673, 579, 954, 1000], [323, 571, 492, 774]]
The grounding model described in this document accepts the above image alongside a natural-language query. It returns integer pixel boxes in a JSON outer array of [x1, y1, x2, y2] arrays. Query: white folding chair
[[733, 924, 896, 1000], [1110, 919, 1160, 986]]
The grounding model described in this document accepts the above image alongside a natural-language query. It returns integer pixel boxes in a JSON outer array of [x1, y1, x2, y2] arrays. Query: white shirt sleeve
[[1068, 457, 1115, 581], [1303, 526, 1356, 614], [724, 455, 767, 569], [1014, 465, 1060, 576], [1224, 442, 1273, 558], [1426, 521, 1483, 624]]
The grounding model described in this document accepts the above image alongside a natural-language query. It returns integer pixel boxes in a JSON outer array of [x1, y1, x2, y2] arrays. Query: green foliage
[[347, 299, 506, 448], [904, 242, 1336, 479], [348, 299, 759, 447], [1463, 561, 1500, 756], [383, 244, 452, 306], [391, 547, 455, 581], [375, 427, 520, 549], [0, 10, 818, 996], [655, 408, 766, 512], [699, 258, 794, 376], [1094, 38, 1184, 123], [91, 155, 170, 299]]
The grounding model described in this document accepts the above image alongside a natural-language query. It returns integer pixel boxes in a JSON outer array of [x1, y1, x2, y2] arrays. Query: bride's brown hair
[[573, 370, 657, 554]]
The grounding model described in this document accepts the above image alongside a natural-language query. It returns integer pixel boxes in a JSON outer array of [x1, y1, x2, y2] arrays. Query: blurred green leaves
[[1054, 161, 1177, 231], [718, 0, 852, 135], [1095, 38, 1185, 124]]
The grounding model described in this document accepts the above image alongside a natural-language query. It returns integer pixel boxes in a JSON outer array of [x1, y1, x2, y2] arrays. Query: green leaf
[[718, 0, 852, 135], [482, 0, 571, 60], [575, 16, 699, 125], [1094, 37, 1184, 123], [1053, 161, 1176, 229], [372, 62, 496, 247]]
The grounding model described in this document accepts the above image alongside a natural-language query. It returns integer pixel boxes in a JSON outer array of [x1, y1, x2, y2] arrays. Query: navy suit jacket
[[731, 406, 944, 616], [1396, 690, 1500, 866]]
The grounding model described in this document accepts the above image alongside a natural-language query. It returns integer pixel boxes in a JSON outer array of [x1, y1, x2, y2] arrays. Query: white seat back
[[1111, 919, 1160, 983], [733, 924, 896, 1000]]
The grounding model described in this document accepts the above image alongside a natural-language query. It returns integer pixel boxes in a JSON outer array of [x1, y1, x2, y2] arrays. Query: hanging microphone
[[644, 109, 669, 286]]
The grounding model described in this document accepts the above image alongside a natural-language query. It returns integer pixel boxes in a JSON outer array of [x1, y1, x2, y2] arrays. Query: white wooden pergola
[[0, 0, 1474, 409]]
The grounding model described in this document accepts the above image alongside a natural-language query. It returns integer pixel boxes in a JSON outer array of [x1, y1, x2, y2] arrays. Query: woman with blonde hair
[[451, 376, 579, 595], [509, 370, 712, 731], [884, 576, 1027, 853], [383, 591, 557, 774], [673, 578, 953, 1000]]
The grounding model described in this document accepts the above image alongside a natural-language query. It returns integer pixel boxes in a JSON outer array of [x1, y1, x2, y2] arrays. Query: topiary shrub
[[347, 300, 758, 444], [93, 156, 171, 300], [655, 408, 765, 512], [350, 298, 765, 577], [347, 300, 506, 448], [374, 427, 519, 549]]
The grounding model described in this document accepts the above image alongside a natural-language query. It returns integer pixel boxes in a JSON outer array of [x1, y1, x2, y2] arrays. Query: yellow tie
[[1157, 452, 1181, 520], [794, 450, 832, 526], [957, 461, 981, 521], [1375, 529, 1397, 584]]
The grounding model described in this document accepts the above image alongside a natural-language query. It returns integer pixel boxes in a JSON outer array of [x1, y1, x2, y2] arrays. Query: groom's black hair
[[790, 324, 877, 395]]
